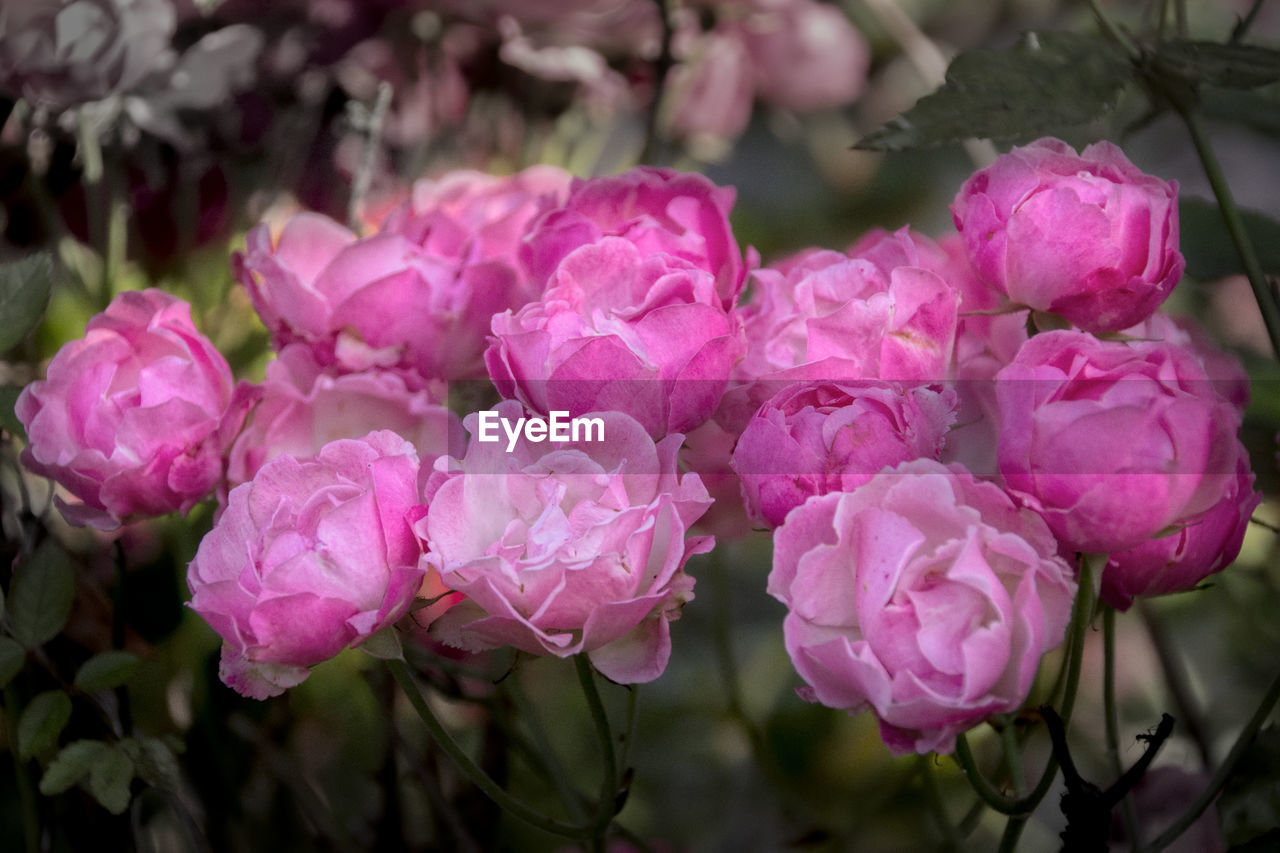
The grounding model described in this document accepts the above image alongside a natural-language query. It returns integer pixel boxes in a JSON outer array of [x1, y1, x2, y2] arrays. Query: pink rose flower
[[769, 459, 1076, 755], [731, 381, 957, 528], [487, 237, 745, 439], [742, 0, 869, 113], [188, 431, 425, 699], [663, 16, 756, 144], [721, 230, 959, 431], [416, 401, 713, 683], [227, 344, 464, 490], [951, 137, 1183, 333], [17, 289, 254, 530], [1100, 448, 1259, 610], [520, 166, 747, 309], [237, 167, 571, 384], [996, 330, 1241, 555]]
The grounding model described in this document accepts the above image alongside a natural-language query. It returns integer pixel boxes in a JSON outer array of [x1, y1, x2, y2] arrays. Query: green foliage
[[87, 743, 135, 815], [1153, 41, 1280, 90], [0, 252, 54, 354], [17, 690, 72, 759], [1220, 726, 1280, 847], [855, 32, 1132, 151], [1179, 198, 1280, 280], [8, 539, 75, 649], [121, 735, 181, 794], [0, 385, 24, 440], [0, 637, 24, 688], [39, 740, 109, 796], [73, 651, 140, 693]]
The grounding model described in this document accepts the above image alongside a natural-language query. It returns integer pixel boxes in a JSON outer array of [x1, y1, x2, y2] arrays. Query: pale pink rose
[[17, 289, 254, 530], [237, 167, 571, 384], [416, 401, 713, 683], [1122, 310, 1251, 415], [722, 231, 959, 431], [731, 381, 957, 529], [768, 459, 1076, 755], [188, 431, 425, 699], [1100, 448, 1259, 610], [951, 137, 1183, 333], [520, 166, 747, 309], [663, 19, 755, 143], [487, 237, 744, 439], [996, 330, 1241, 555], [742, 0, 869, 112], [678, 418, 754, 540], [0, 0, 176, 109], [226, 344, 464, 490]]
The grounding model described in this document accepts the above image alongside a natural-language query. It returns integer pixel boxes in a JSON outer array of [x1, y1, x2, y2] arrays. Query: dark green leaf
[[1220, 725, 1280, 846], [1179, 197, 1280, 280], [17, 690, 72, 758], [0, 637, 24, 688], [73, 651, 139, 693], [1154, 41, 1280, 90], [0, 385, 23, 441], [120, 736, 181, 793], [9, 538, 75, 649], [856, 31, 1132, 150], [1200, 87, 1280, 137], [87, 743, 134, 815], [39, 740, 108, 795], [0, 253, 54, 353]]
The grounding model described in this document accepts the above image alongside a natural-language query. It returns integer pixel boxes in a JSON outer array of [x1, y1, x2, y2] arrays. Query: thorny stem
[[1103, 607, 1142, 848]]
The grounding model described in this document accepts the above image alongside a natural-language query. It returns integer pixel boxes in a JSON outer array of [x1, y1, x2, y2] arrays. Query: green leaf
[[120, 736, 181, 793], [0, 637, 25, 688], [0, 385, 22, 441], [0, 253, 54, 353], [1154, 40, 1280, 90], [1220, 725, 1280, 846], [1179, 197, 1280, 280], [9, 539, 75, 649], [856, 31, 1132, 150], [17, 690, 72, 759], [87, 743, 134, 815], [39, 740, 108, 795], [73, 651, 139, 693], [358, 626, 403, 661], [1201, 86, 1280, 138]]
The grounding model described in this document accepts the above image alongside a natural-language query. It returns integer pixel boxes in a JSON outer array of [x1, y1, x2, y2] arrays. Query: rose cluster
[[17, 139, 1262, 755]]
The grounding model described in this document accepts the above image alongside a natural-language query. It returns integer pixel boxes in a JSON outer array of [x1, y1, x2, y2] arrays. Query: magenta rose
[[520, 166, 747, 309], [487, 237, 744, 439], [951, 137, 1183, 333], [226, 344, 464, 490], [416, 401, 713, 683], [188, 431, 425, 699], [996, 330, 1241, 555], [768, 460, 1077, 755], [1100, 448, 1259, 610], [17, 289, 254, 530], [731, 381, 957, 529]]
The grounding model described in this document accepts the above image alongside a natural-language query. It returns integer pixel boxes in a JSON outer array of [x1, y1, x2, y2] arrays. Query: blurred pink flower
[[188, 431, 425, 699], [769, 459, 1076, 755], [17, 289, 254, 530], [741, 0, 869, 112], [416, 401, 713, 683]]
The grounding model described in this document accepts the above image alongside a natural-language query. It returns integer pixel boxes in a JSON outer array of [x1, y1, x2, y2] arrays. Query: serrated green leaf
[[120, 736, 181, 793], [856, 31, 1132, 151], [73, 651, 139, 693], [1220, 726, 1280, 846], [1179, 197, 1280, 280], [1155, 40, 1280, 90], [0, 637, 25, 688], [87, 743, 134, 815], [0, 253, 54, 353], [39, 740, 109, 795], [17, 690, 72, 759], [0, 385, 22, 441], [8, 538, 75, 649]]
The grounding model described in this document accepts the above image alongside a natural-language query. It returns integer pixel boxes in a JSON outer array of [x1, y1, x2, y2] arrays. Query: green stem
[[919, 756, 961, 850], [4, 686, 40, 853], [1138, 601, 1212, 767], [574, 655, 619, 840], [387, 658, 597, 840], [1104, 607, 1142, 848], [999, 717, 1027, 799], [1145, 665, 1280, 852], [1177, 104, 1280, 359], [506, 680, 589, 823], [1087, 0, 1141, 58], [997, 815, 1028, 853]]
